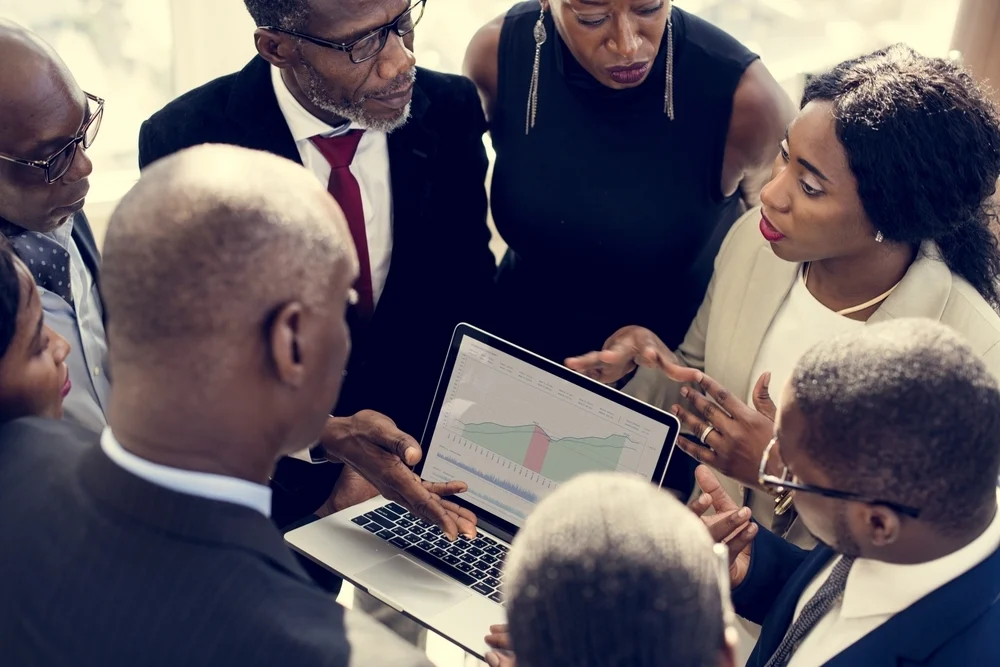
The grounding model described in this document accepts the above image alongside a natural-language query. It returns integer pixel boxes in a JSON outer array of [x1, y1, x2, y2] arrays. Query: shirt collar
[[46, 215, 75, 250], [100, 428, 272, 517], [270, 64, 361, 142], [0, 214, 75, 247], [840, 489, 1000, 620]]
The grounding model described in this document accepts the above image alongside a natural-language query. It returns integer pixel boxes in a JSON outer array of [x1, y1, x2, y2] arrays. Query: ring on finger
[[700, 424, 716, 442]]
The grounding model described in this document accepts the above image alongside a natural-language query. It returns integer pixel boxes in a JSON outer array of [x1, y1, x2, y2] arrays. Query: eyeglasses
[[0, 92, 104, 184], [264, 0, 426, 65], [758, 437, 921, 518]]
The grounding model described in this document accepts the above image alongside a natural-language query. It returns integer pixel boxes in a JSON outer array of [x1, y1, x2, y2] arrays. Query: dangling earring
[[875, 231, 884, 243], [526, 5, 547, 135], [664, 15, 675, 120]]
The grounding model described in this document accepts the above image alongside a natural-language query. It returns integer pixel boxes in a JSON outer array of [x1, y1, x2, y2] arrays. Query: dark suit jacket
[[137, 58, 497, 526], [735, 525, 1000, 666], [0, 418, 432, 667]]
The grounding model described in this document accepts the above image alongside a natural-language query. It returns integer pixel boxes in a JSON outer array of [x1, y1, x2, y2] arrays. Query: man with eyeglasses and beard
[[0, 21, 109, 436], [139, 0, 495, 627]]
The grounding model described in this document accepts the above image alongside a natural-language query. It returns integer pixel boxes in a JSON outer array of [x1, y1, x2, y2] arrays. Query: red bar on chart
[[524, 424, 550, 473]]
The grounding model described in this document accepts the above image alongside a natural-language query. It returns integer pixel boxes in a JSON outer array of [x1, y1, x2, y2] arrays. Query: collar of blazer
[[821, 545, 1000, 666], [719, 240, 953, 405], [223, 56, 437, 167], [78, 445, 316, 587]]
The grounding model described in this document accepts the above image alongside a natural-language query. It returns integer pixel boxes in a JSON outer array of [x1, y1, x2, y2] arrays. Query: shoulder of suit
[[937, 272, 1000, 365], [716, 206, 768, 269], [144, 69, 241, 130], [416, 67, 480, 116], [0, 416, 98, 448]]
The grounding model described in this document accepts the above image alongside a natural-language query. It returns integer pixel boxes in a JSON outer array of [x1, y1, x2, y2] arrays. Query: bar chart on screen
[[423, 336, 670, 525]]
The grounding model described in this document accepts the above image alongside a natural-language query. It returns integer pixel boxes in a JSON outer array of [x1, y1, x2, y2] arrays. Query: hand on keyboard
[[485, 625, 516, 667], [319, 410, 477, 539]]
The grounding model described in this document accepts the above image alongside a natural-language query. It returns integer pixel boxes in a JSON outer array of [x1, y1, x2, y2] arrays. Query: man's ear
[[864, 504, 902, 548], [253, 28, 299, 68], [269, 301, 306, 387]]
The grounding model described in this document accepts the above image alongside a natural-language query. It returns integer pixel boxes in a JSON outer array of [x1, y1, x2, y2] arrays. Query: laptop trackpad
[[358, 555, 471, 616]]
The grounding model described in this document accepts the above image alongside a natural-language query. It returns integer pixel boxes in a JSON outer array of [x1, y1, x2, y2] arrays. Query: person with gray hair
[[484, 471, 747, 667], [0, 144, 437, 666]]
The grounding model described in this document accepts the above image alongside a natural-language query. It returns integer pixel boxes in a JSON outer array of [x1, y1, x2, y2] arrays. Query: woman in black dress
[[465, 0, 793, 363]]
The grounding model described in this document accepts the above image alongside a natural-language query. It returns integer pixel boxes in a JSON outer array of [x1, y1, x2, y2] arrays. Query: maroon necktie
[[311, 130, 374, 319]]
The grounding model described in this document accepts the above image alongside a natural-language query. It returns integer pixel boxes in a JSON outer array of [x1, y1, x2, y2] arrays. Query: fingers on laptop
[[485, 624, 512, 649], [485, 650, 516, 667]]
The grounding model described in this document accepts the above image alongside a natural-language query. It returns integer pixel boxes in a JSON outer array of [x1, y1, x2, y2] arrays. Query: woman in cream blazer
[[567, 45, 1000, 547]]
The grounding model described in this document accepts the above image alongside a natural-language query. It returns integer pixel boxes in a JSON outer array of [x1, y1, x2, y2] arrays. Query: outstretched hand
[[673, 371, 778, 488], [688, 465, 756, 588], [318, 410, 477, 540], [565, 325, 699, 385]]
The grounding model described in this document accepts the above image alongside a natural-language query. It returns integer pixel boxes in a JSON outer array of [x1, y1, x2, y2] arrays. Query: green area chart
[[458, 421, 633, 482]]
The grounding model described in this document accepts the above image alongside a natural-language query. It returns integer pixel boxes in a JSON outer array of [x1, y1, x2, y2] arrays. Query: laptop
[[285, 324, 681, 657]]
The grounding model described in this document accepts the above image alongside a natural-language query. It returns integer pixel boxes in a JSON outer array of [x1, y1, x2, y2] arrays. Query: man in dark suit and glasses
[[138, 0, 497, 530], [710, 319, 1000, 667], [0, 21, 109, 435], [0, 144, 438, 667]]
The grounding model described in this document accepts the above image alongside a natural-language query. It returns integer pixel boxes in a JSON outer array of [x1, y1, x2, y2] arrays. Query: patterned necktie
[[764, 556, 856, 667], [3, 229, 74, 308], [311, 130, 374, 320]]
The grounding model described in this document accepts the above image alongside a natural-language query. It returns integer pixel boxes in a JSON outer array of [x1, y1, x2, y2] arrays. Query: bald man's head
[[0, 21, 94, 232], [103, 144, 358, 456]]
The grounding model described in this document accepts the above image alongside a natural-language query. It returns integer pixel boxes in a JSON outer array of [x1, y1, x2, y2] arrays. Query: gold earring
[[526, 5, 547, 135], [664, 16, 675, 120]]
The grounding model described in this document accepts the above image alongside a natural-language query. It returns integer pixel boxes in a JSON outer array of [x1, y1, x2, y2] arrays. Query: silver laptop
[[285, 324, 681, 658]]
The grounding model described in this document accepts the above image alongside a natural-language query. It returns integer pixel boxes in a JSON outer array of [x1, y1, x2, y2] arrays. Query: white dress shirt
[[41, 217, 110, 434], [747, 266, 864, 408], [101, 429, 272, 517], [786, 490, 1000, 667], [270, 64, 393, 305]]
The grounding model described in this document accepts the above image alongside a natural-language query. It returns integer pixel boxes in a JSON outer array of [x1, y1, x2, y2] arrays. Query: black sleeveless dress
[[490, 1, 759, 363]]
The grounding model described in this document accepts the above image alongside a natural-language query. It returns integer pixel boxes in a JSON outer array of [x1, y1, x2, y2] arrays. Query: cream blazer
[[626, 207, 1000, 546]]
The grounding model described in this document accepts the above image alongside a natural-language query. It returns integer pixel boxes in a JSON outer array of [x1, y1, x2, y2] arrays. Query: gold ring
[[700, 424, 716, 442]]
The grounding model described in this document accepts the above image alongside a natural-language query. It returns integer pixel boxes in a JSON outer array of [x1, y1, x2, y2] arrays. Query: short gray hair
[[243, 0, 309, 28], [505, 472, 726, 667]]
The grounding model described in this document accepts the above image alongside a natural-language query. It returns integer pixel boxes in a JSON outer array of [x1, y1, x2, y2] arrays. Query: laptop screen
[[421, 332, 675, 529]]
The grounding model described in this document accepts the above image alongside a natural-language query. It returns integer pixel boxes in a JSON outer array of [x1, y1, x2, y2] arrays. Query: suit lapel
[[754, 547, 838, 665], [868, 241, 951, 325], [823, 546, 1000, 666], [71, 213, 101, 277], [225, 57, 302, 165], [717, 246, 797, 397], [369, 79, 436, 332]]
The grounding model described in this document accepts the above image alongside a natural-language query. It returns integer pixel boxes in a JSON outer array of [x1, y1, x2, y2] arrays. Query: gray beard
[[300, 58, 415, 133]]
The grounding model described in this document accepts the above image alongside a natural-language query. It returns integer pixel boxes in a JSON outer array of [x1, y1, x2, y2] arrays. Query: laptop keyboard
[[351, 502, 508, 604]]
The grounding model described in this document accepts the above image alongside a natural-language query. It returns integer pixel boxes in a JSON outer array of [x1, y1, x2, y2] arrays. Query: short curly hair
[[243, 0, 309, 28], [791, 318, 1000, 535], [803, 44, 1000, 309]]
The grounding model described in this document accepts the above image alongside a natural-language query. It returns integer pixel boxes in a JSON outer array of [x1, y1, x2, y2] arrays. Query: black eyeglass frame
[[758, 437, 922, 519], [263, 0, 426, 65], [0, 92, 104, 184]]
